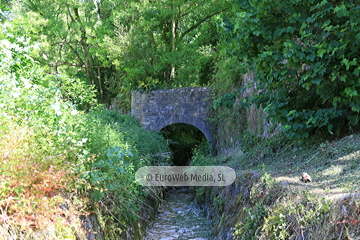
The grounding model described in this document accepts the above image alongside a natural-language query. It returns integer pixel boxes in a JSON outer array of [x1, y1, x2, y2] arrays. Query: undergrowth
[[195, 129, 359, 239], [0, 31, 170, 239]]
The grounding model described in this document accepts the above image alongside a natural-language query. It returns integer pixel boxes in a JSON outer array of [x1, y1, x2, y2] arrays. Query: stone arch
[[152, 116, 213, 143], [131, 87, 213, 149]]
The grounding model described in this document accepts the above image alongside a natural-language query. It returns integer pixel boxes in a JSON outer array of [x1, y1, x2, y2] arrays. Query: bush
[[0, 26, 170, 238], [225, 0, 360, 140], [233, 204, 267, 240]]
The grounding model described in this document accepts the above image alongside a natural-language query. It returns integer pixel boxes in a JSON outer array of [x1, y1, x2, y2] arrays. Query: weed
[[233, 204, 267, 240]]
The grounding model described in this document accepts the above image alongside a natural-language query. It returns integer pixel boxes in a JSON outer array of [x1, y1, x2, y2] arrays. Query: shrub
[[224, 0, 360, 140], [0, 28, 170, 238]]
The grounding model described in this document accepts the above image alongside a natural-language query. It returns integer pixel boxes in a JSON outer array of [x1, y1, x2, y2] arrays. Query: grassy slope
[[200, 133, 359, 239], [216, 133, 360, 201]]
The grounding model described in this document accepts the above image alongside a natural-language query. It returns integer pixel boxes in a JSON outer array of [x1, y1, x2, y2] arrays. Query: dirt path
[[143, 188, 212, 240]]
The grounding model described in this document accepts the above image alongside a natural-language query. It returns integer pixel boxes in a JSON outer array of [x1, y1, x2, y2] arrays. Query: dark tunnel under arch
[[152, 116, 213, 143], [160, 123, 210, 166]]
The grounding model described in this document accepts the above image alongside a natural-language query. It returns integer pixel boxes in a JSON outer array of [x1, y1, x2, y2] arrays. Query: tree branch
[[179, 0, 206, 18], [180, 7, 230, 40], [67, 43, 86, 66], [49, 62, 104, 68], [66, 4, 76, 22]]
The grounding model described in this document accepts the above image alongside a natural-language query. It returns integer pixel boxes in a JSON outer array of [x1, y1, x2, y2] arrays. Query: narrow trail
[[143, 187, 212, 240]]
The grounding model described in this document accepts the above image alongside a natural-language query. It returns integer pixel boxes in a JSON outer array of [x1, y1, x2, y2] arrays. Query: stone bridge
[[131, 87, 213, 143]]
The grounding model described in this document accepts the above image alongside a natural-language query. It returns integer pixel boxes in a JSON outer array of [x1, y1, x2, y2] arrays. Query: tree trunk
[[170, 19, 176, 82]]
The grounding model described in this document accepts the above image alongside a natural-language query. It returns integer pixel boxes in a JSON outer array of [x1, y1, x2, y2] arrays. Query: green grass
[[196, 132, 360, 240], [213, 133, 360, 201]]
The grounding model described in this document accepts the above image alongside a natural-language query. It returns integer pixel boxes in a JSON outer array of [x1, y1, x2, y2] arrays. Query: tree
[[104, 0, 231, 89], [18, 0, 122, 104], [225, 0, 360, 139], [8, 0, 230, 110]]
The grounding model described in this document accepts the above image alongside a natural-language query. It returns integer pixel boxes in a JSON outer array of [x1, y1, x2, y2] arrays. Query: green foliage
[[213, 194, 225, 212], [232, 181, 331, 240], [233, 204, 267, 240], [8, 0, 124, 105], [194, 187, 212, 204], [83, 146, 134, 201], [0, 23, 170, 238], [226, 0, 360, 140], [68, 108, 171, 237], [206, 130, 360, 239], [83, 109, 171, 166], [0, 30, 89, 237], [56, 76, 98, 111], [213, 91, 239, 109], [262, 191, 331, 239], [190, 140, 212, 166], [262, 209, 289, 240], [5, 0, 232, 111], [208, 46, 249, 151], [161, 123, 207, 165], [104, 0, 230, 90], [239, 130, 263, 152]]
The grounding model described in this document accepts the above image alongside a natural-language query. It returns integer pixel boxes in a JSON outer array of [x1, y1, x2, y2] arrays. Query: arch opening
[[160, 123, 209, 166]]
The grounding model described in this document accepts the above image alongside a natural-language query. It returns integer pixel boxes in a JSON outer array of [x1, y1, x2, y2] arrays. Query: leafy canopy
[[0, 10, 170, 236], [226, 0, 360, 139]]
